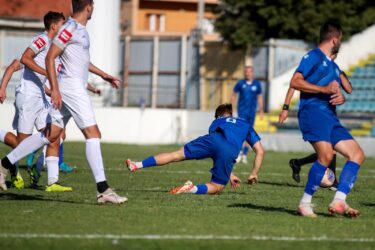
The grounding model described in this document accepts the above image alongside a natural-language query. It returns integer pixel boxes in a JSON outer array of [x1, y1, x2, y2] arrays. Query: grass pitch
[[0, 142, 374, 250]]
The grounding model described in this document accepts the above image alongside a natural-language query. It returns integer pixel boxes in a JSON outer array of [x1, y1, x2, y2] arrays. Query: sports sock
[[335, 161, 360, 201], [303, 161, 327, 196], [1, 157, 17, 176], [97, 181, 109, 193], [242, 146, 250, 156], [300, 193, 312, 204], [328, 153, 337, 177], [85, 138, 106, 183], [0, 129, 7, 143], [36, 146, 47, 172], [6, 132, 50, 164], [296, 153, 317, 166], [186, 184, 208, 194], [58, 140, 64, 166], [141, 156, 157, 168], [46, 156, 59, 185]]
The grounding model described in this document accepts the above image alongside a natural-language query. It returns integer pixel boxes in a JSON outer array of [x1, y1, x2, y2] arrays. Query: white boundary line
[[0, 233, 374, 242]]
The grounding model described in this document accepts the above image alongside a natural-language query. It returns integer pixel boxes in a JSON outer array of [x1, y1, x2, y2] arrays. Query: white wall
[[268, 67, 296, 111]]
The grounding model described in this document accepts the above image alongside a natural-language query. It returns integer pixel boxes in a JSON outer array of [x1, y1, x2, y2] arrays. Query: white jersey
[[16, 32, 62, 96], [53, 17, 90, 91], [16, 32, 50, 97]]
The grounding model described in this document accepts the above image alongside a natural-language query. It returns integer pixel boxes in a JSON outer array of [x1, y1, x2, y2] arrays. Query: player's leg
[[247, 141, 265, 184], [298, 141, 333, 218], [58, 129, 74, 173], [126, 147, 185, 172], [289, 153, 317, 183], [329, 139, 365, 217], [169, 180, 225, 195], [241, 141, 250, 164], [0, 129, 18, 148]]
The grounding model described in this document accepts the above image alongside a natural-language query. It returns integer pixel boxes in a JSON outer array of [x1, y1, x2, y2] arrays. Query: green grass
[[0, 142, 375, 250]]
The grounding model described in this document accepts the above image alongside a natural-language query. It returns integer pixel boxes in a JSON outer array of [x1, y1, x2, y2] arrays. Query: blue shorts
[[238, 114, 255, 127], [298, 106, 353, 146], [184, 132, 238, 185]]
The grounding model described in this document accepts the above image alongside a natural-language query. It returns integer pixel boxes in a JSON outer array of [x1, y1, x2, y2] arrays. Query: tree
[[213, 0, 375, 50]]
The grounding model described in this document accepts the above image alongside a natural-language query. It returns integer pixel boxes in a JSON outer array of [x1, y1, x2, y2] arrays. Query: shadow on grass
[[0, 192, 95, 206], [228, 203, 332, 217], [362, 202, 375, 207], [258, 180, 301, 188]]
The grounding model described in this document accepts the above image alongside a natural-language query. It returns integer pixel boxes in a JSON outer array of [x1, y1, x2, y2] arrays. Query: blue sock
[[58, 143, 64, 166], [338, 161, 360, 195], [142, 156, 157, 168], [243, 146, 250, 155], [195, 184, 208, 194], [304, 161, 327, 195]]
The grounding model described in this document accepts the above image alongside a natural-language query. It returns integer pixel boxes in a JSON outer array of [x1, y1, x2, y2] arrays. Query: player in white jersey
[[0, 0, 127, 204], [0, 12, 66, 190]]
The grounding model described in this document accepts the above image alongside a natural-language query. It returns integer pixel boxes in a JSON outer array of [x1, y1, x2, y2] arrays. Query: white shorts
[[50, 88, 97, 129], [12, 92, 51, 134]]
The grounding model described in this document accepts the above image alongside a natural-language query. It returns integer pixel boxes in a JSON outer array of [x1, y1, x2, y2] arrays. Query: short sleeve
[[295, 51, 320, 78], [233, 80, 242, 93], [29, 35, 47, 54], [256, 80, 262, 95], [245, 127, 261, 147], [53, 21, 77, 50]]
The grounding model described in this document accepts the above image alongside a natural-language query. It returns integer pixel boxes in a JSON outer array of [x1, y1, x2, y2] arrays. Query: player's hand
[[279, 110, 289, 124], [102, 74, 121, 89], [323, 80, 340, 94], [259, 111, 264, 120], [94, 88, 101, 96], [0, 88, 6, 104], [51, 90, 62, 109], [330, 89, 346, 105], [44, 86, 52, 97], [230, 174, 241, 189]]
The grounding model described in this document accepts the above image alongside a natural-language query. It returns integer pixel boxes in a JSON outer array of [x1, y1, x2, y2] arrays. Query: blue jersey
[[295, 48, 342, 112], [233, 79, 262, 119], [209, 116, 260, 153]]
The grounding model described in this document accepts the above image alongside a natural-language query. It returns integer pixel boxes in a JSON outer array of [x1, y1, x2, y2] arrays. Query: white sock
[[46, 156, 59, 185], [0, 129, 7, 143], [7, 132, 50, 164], [85, 138, 106, 183], [135, 162, 143, 168], [300, 192, 312, 204], [188, 186, 198, 194], [334, 191, 347, 201]]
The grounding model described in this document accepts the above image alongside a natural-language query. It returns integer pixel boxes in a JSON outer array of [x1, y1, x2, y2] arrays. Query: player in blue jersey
[[125, 103, 265, 195], [231, 66, 264, 165], [290, 21, 365, 218], [279, 52, 353, 187]]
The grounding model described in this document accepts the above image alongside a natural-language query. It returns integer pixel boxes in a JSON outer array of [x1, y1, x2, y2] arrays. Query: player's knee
[[350, 146, 365, 165], [211, 184, 225, 194], [318, 152, 333, 166]]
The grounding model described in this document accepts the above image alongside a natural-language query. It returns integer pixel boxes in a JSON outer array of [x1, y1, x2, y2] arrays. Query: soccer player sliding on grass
[[126, 103, 265, 194]]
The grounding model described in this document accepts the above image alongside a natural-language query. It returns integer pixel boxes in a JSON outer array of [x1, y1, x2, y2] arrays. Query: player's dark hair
[[319, 20, 342, 43], [215, 103, 233, 118], [43, 11, 65, 30], [72, 0, 94, 13]]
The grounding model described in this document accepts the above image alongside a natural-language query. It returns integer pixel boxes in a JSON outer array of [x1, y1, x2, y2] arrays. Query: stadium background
[[0, 0, 374, 157]]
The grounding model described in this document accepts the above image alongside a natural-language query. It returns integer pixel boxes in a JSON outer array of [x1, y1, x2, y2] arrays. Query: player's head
[[44, 11, 65, 32], [244, 66, 253, 80], [72, 0, 94, 20], [215, 103, 233, 118], [319, 20, 342, 55]]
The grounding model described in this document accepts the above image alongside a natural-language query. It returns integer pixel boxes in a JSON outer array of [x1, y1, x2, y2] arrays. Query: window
[[147, 14, 166, 32]]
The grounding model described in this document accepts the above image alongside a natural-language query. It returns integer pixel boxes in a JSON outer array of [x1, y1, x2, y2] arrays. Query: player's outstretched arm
[[340, 71, 352, 94], [0, 59, 21, 103], [89, 63, 121, 89], [279, 87, 296, 124], [86, 83, 101, 96], [45, 44, 63, 109], [249, 141, 265, 179], [20, 48, 47, 76], [257, 94, 264, 120], [291, 72, 339, 94]]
